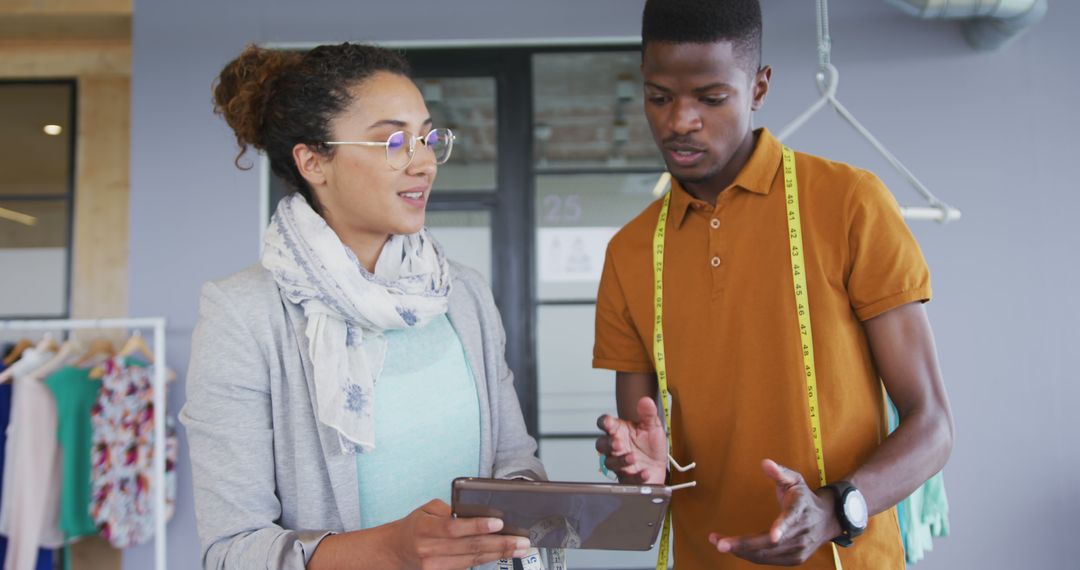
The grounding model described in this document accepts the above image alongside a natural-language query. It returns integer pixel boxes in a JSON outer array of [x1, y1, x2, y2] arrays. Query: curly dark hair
[[212, 42, 411, 206], [642, 0, 763, 74]]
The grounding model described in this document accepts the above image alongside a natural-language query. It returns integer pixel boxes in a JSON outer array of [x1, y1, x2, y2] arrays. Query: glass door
[[531, 50, 666, 569], [407, 49, 537, 427]]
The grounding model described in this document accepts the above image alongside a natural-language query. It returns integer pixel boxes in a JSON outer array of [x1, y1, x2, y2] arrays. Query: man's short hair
[[642, 0, 763, 73]]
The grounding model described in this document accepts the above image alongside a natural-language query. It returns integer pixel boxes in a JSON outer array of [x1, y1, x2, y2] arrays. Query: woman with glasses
[[180, 43, 543, 570]]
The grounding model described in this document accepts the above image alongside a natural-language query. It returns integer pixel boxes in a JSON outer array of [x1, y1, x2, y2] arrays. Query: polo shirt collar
[[668, 128, 783, 228]]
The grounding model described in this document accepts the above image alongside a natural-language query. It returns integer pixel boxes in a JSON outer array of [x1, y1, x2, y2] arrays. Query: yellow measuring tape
[[651, 171, 674, 570], [650, 147, 842, 569]]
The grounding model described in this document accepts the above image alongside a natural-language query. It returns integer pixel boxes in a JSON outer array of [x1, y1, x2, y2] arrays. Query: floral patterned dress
[[90, 358, 177, 548]]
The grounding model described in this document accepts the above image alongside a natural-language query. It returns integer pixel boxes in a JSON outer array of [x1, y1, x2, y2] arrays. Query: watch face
[[844, 489, 869, 529]]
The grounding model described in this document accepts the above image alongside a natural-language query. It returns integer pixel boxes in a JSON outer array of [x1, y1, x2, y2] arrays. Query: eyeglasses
[[324, 128, 455, 170]]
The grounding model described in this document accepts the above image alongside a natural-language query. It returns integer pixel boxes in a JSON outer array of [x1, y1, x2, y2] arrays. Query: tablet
[[451, 478, 671, 551]]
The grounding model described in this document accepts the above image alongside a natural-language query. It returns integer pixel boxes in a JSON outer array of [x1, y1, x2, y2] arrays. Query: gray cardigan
[[180, 262, 546, 569]]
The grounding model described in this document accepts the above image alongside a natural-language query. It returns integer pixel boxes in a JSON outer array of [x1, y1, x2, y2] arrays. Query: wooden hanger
[[0, 336, 62, 385], [73, 339, 117, 369], [30, 338, 81, 381], [118, 331, 154, 363], [36, 333, 60, 353], [0, 366, 14, 384], [2, 339, 33, 366], [89, 332, 149, 380], [90, 332, 175, 382]]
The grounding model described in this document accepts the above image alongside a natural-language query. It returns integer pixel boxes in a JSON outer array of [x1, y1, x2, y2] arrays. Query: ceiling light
[[43, 124, 63, 136]]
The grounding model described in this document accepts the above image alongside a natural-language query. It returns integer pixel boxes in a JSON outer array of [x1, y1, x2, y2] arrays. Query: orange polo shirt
[[594, 128, 929, 569]]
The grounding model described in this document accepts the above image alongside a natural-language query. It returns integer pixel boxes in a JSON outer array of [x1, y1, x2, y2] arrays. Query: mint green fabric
[[904, 471, 950, 563], [355, 315, 481, 528], [887, 398, 950, 564]]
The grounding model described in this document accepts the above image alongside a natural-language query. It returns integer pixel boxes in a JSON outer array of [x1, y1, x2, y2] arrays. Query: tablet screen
[[452, 479, 670, 551]]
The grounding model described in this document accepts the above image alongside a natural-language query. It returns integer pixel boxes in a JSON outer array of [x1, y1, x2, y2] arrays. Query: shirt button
[[710, 218, 720, 229], [710, 256, 721, 267]]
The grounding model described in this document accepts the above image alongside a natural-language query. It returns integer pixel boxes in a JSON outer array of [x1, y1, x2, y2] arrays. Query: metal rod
[[775, 95, 831, 142], [153, 320, 167, 570], [817, 0, 833, 70], [900, 206, 963, 222], [0, 317, 165, 330]]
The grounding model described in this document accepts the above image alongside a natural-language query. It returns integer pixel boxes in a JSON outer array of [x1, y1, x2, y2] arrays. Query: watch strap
[[824, 480, 864, 547]]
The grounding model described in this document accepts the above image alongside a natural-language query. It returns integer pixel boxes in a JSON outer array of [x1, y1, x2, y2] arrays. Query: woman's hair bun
[[212, 44, 301, 164]]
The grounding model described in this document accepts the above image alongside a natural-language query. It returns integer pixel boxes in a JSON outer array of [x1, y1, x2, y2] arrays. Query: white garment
[[0, 348, 64, 570], [261, 194, 452, 454]]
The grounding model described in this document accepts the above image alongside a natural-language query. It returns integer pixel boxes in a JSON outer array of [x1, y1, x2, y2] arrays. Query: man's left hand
[[708, 459, 843, 566]]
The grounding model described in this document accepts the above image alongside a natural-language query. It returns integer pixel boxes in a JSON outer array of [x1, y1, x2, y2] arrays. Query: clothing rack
[[0, 317, 169, 570]]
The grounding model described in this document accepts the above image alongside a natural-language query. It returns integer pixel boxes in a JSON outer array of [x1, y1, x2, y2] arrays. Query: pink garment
[[0, 348, 64, 570]]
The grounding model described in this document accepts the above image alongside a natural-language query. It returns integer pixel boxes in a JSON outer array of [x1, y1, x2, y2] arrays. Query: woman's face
[[310, 71, 438, 241]]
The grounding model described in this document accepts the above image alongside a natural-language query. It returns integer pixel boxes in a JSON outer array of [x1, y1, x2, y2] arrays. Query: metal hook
[[666, 457, 697, 492], [668, 454, 696, 472], [815, 63, 840, 98]]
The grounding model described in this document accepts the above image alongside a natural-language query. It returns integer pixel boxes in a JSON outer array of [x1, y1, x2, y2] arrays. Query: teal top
[[356, 315, 481, 529], [44, 365, 102, 539]]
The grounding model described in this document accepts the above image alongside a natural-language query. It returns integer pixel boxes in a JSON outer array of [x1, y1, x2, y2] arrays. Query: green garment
[[887, 398, 950, 564], [44, 366, 102, 540], [903, 471, 950, 564]]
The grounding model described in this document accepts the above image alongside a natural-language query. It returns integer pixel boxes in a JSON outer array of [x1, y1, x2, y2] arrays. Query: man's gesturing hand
[[595, 396, 668, 485], [707, 460, 843, 566]]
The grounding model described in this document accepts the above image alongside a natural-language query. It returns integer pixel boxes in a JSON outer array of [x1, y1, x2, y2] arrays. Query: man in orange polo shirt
[[593, 0, 954, 568]]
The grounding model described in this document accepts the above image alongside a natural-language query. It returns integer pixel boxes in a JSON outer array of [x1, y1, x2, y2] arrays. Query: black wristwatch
[[823, 480, 868, 547]]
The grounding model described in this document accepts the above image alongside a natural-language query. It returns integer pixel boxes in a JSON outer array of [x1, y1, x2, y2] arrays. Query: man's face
[[641, 41, 769, 185]]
